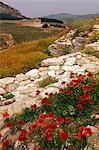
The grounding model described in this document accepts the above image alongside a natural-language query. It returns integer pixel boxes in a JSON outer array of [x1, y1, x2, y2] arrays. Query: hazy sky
[[1, 0, 99, 17]]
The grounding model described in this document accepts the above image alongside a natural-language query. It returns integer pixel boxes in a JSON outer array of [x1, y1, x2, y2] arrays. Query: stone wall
[[0, 52, 99, 124]]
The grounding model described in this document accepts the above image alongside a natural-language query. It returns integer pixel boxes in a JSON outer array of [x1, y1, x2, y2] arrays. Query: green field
[[0, 21, 62, 44]]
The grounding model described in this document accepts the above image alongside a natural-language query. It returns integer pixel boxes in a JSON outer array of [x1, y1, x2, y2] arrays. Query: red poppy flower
[[36, 146, 42, 150], [61, 81, 66, 85], [84, 93, 90, 100], [40, 113, 47, 120], [2, 140, 9, 148], [80, 126, 93, 137], [18, 120, 25, 126], [66, 90, 72, 95], [83, 85, 92, 91], [60, 131, 68, 141], [36, 90, 40, 95], [59, 88, 64, 93], [79, 74, 85, 81], [56, 116, 64, 125], [18, 130, 28, 142], [46, 100, 53, 106], [48, 123, 57, 130], [87, 72, 93, 77], [72, 146, 77, 150], [50, 148, 55, 150], [77, 104, 83, 110], [42, 97, 48, 105], [37, 118, 44, 124], [31, 123, 38, 130], [65, 117, 70, 124], [0, 132, 2, 138], [47, 112, 54, 120], [46, 131, 52, 141], [3, 112, 9, 119], [49, 92, 54, 97], [31, 104, 37, 109], [6, 121, 13, 127], [92, 81, 96, 86], [89, 100, 94, 105], [75, 132, 83, 140]]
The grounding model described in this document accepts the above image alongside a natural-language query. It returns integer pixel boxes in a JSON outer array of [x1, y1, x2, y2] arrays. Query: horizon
[[1, 0, 99, 18]]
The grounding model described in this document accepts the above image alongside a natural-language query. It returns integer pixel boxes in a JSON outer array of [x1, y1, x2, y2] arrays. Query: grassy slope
[[0, 38, 55, 78], [0, 21, 61, 44]]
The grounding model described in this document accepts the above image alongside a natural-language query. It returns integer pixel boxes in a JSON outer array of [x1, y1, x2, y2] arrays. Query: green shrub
[[38, 76, 57, 87], [73, 18, 94, 33], [86, 31, 99, 43], [3, 93, 14, 99]]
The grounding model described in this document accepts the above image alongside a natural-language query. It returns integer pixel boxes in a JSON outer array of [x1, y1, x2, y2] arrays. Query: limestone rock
[[48, 70, 56, 77], [48, 66, 60, 71], [0, 87, 6, 95], [38, 71, 48, 77], [15, 73, 29, 82], [0, 77, 15, 87], [41, 57, 64, 66], [25, 69, 39, 78]]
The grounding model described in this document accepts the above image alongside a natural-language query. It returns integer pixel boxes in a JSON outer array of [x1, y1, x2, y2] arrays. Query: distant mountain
[[0, 1, 26, 20], [45, 13, 99, 22]]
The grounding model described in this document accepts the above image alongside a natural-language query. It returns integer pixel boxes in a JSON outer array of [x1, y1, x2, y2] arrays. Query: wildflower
[[6, 121, 13, 127], [92, 81, 96, 86], [31, 104, 37, 109], [31, 123, 38, 130], [46, 131, 52, 141], [40, 113, 47, 120], [0, 132, 2, 138], [65, 117, 70, 124], [83, 85, 92, 91], [79, 74, 86, 81], [66, 90, 72, 95], [59, 88, 64, 93], [49, 92, 54, 97], [46, 123, 57, 130], [2, 140, 9, 149], [18, 120, 25, 126], [18, 130, 28, 142], [89, 100, 94, 105], [76, 104, 84, 110], [36, 90, 40, 95], [80, 126, 93, 137], [61, 81, 66, 85], [75, 132, 83, 140], [47, 112, 54, 120], [84, 93, 90, 100], [3, 112, 9, 119], [60, 131, 68, 141], [72, 146, 77, 150], [46, 100, 53, 106], [87, 72, 93, 77], [42, 97, 48, 105], [56, 116, 64, 125], [36, 146, 42, 150]]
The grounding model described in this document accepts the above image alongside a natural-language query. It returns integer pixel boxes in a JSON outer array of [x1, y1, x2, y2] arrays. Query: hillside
[[45, 13, 99, 23], [0, 1, 25, 20]]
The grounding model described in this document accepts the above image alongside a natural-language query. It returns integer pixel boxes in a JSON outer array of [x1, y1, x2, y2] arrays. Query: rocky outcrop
[[48, 30, 86, 56], [0, 34, 15, 50], [0, 2, 25, 19], [85, 41, 99, 51], [0, 52, 99, 123]]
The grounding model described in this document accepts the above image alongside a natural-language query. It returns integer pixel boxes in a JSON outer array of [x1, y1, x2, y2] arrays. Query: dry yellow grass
[[0, 37, 55, 78]]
